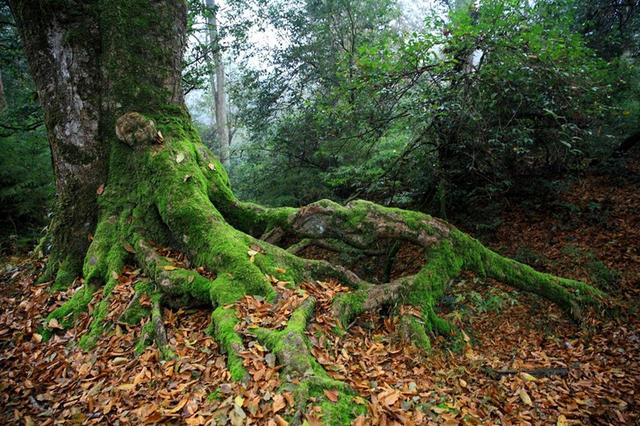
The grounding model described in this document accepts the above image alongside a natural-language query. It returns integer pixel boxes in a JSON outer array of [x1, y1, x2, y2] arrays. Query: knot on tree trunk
[[115, 112, 163, 147]]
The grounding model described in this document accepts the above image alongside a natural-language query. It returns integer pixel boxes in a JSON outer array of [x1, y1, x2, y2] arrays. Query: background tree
[[204, 0, 231, 168]]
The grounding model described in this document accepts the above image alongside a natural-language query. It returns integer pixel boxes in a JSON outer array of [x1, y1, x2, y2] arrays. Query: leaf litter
[[1, 163, 639, 425]]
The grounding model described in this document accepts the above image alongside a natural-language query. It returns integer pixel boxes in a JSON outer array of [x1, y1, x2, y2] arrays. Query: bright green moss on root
[[333, 290, 367, 327], [41, 282, 98, 341], [399, 315, 431, 352], [78, 243, 127, 350], [451, 228, 604, 318], [78, 277, 118, 350], [120, 280, 154, 324], [135, 321, 154, 355], [317, 389, 367, 425], [51, 257, 80, 291], [209, 306, 247, 380]]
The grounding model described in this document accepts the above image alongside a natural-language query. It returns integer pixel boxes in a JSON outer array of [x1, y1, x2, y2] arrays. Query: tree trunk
[[9, 0, 186, 286], [205, 0, 230, 169], [0, 70, 6, 112], [10, 1, 604, 423]]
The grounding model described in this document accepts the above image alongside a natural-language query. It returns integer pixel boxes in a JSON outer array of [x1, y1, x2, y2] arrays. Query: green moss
[[209, 306, 247, 381], [207, 389, 223, 402], [317, 389, 367, 425], [119, 278, 153, 325], [135, 321, 154, 355], [51, 257, 79, 290], [332, 290, 367, 327], [150, 293, 176, 360], [41, 282, 98, 341], [120, 295, 150, 325], [451, 228, 604, 318], [78, 243, 127, 350], [399, 315, 431, 352]]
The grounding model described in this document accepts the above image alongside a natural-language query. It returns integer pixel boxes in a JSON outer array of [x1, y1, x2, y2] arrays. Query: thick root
[[253, 296, 364, 425], [150, 296, 175, 359], [209, 305, 248, 381]]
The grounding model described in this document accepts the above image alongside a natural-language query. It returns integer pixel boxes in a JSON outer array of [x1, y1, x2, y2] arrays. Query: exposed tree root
[[39, 109, 605, 423], [253, 296, 364, 424]]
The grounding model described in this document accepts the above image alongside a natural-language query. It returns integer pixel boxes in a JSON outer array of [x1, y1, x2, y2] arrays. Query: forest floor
[[1, 158, 639, 426]]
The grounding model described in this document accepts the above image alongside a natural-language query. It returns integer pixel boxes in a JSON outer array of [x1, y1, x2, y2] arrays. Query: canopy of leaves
[[0, 2, 52, 253]]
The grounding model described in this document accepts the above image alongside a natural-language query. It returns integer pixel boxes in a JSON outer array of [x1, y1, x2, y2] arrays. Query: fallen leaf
[[48, 318, 62, 329], [557, 415, 569, 426], [324, 389, 339, 402], [352, 416, 366, 426], [234, 395, 245, 407], [378, 389, 400, 406], [96, 184, 105, 195], [116, 383, 135, 392], [162, 265, 177, 271], [176, 152, 185, 163], [272, 394, 286, 413], [518, 389, 533, 406], [274, 415, 289, 426]]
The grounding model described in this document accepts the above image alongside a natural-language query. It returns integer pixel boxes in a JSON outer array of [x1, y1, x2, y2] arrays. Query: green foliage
[[0, 3, 53, 252], [225, 0, 629, 218], [465, 289, 518, 313], [561, 244, 621, 290]]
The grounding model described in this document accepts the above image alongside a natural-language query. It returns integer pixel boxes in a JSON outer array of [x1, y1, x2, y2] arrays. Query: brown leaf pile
[[1, 161, 639, 425]]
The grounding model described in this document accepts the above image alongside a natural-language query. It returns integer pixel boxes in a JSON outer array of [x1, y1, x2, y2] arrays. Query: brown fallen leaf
[[378, 389, 400, 406], [48, 318, 62, 329], [272, 394, 286, 413], [165, 396, 189, 414], [116, 383, 135, 392], [324, 389, 339, 402], [274, 415, 289, 426]]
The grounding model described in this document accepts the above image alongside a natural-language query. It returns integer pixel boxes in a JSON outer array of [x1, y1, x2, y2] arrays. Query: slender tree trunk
[[205, 0, 230, 169], [0, 70, 6, 111], [9, 0, 186, 285]]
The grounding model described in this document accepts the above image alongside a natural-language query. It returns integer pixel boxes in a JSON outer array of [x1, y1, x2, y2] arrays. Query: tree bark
[[9, 0, 186, 285], [205, 0, 230, 169]]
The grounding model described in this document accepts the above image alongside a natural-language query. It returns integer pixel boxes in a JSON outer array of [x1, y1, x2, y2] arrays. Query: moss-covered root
[[332, 280, 404, 327], [254, 297, 363, 424], [453, 229, 605, 320], [42, 219, 128, 344], [398, 315, 432, 352], [150, 295, 176, 359], [208, 306, 248, 381], [133, 236, 212, 306], [40, 282, 97, 341]]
